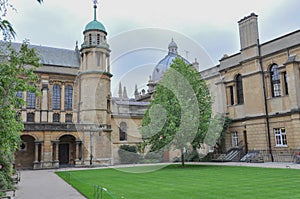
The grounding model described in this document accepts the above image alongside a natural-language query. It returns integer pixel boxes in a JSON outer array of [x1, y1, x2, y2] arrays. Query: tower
[[77, 1, 113, 165]]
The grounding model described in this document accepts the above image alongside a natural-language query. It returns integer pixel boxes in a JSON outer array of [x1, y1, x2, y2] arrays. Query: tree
[[140, 57, 212, 166], [0, 41, 40, 190]]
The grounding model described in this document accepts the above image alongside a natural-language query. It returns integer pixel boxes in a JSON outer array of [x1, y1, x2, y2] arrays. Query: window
[[52, 84, 61, 110], [27, 112, 35, 122], [283, 72, 288, 95], [16, 91, 23, 108], [232, 132, 239, 147], [19, 142, 27, 151], [26, 91, 36, 109], [119, 122, 127, 141], [236, 74, 244, 104], [97, 34, 100, 45], [274, 128, 287, 146], [53, 113, 60, 123], [65, 85, 73, 110], [270, 64, 281, 97], [89, 34, 92, 45], [65, 114, 72, 123], [16, 91, 23, 99], [229, 86, 234, 105]]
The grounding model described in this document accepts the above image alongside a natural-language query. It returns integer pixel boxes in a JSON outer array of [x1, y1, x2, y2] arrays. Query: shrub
[[118, 145, 140, 164]]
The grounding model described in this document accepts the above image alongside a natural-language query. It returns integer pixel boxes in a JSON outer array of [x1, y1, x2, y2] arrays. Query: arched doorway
[[15, 135, 35, 169], [58, 135, 76, 166]]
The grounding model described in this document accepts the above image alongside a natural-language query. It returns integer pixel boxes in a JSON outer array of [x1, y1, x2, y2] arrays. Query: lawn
[[56, 164, 300, 199]]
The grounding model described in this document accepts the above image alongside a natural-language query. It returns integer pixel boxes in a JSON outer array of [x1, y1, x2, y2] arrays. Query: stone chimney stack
[[238, 13, 259, 50]]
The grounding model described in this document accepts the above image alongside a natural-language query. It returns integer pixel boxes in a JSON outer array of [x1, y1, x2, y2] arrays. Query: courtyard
[[15, 162, 300, 199]]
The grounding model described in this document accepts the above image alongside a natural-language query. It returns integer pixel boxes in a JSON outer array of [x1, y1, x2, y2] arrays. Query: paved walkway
[[15, 162, 300, 199], [16, 169, 86, 199]]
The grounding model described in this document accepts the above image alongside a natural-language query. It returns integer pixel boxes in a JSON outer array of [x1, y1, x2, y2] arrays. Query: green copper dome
[[84, 20, 106, 33]]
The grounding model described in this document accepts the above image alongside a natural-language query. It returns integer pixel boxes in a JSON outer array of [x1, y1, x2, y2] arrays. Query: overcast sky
[[5, 0, 300, 96]]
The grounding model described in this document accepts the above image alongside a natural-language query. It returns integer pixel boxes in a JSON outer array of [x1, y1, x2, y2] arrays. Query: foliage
[[140, 57, 212, 166], [0, 41, 40, 189], [118, 145, 140, 164], [57, 165, 300, 199]]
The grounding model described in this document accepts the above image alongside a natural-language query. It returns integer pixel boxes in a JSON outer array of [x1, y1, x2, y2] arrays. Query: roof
[[84, 20, 106, 33], [6, 42, 80, 68]]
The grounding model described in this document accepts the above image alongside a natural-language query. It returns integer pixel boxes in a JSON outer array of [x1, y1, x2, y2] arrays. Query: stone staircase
[[212, 148, 244, 162]]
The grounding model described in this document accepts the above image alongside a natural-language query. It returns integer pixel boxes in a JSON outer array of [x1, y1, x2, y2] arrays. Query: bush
[[0, 153, 13, 193], [118, 145, 141, 164]]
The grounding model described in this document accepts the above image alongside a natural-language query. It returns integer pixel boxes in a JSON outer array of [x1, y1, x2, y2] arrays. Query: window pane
[[236, 74, 244, 104], [65, 85, 73, 110], [270, 64, 281, 97], [27, 92, 36, 109], [52, 84, 61, 110]]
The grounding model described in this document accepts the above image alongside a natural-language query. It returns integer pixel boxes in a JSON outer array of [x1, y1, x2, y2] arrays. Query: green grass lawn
[[56, 164, 300, 199]]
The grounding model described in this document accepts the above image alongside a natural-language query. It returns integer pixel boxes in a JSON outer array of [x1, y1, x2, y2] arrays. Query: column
[[34, 142, 39, 163], [51, 140, 60, 168], [33, 141, 42, 169], [75, 140, 82, 167]]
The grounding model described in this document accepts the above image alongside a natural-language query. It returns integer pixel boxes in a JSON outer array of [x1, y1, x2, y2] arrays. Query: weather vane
[[93, 0, 98, 5]]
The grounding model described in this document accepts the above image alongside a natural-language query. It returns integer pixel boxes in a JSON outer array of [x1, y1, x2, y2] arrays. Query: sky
[[4, 0, 300, 97]]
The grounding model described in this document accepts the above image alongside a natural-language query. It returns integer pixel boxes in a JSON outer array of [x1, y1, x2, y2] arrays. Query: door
[[59, 144, 69, 165]]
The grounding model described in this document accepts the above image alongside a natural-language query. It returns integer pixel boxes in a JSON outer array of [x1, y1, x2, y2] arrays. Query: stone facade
[[11, 10, 300, 169], [201, 13, 300, 162]]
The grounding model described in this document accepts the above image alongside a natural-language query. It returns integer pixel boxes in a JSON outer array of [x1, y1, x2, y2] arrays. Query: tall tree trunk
[[181, 148, 185, 167]]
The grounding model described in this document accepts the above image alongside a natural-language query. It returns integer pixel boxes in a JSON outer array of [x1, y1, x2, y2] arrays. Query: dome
[[84, 20, 106, 33], [168, 39, 178, 49], [151, 39, 190, 82]]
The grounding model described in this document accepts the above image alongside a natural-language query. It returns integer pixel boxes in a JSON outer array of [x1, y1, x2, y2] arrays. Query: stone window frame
[[274, 127, 287, 147], [53, 112, 60, 123], [231, 131, 239, 147], [235, 74, 244, 105], [64, 85, 73, 110], [26, 112, 35, 122], [52, 84, 61, 110], [270, 64, 281, 97], [119, 122, 127, 141]]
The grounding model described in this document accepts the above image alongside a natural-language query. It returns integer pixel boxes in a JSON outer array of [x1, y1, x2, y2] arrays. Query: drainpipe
[[257, 39, 274, 162]]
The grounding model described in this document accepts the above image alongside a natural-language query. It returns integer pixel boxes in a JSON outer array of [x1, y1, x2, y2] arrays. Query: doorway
[[59, 144, 69, 165]]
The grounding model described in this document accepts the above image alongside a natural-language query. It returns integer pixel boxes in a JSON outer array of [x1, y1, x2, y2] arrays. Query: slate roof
[[2, 42, 81, 68]]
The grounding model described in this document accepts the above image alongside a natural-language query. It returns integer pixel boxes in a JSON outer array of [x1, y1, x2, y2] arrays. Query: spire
[[118, 82, 122, 99], [134, 84, 139, 99], [123, 86, 128, 99], [93, 0, 98, 21]]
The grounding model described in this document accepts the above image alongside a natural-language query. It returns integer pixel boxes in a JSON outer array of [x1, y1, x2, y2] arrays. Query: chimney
[[238, 13, 259, 50]]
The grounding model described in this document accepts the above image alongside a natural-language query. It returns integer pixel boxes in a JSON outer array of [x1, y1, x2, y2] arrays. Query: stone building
[[201, 13, 300, 162], [9, 6, 300, 169]]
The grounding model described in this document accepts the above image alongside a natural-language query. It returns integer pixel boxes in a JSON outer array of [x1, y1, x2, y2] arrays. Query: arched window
[[52, 84, 61, 110], [53, 113, 60, 123], [65, 85, 73, 110], [270, 64, 281, 97], [26, 91, 36, 109], [119, 122, 127, 141], [236, 74, 244, 104]]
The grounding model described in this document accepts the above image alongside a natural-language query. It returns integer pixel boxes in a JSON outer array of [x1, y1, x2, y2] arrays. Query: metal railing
[[63, 172, 118, 199]]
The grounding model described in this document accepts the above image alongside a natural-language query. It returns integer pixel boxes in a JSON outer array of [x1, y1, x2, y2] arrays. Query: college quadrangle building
[[6, 4, 300, 169]]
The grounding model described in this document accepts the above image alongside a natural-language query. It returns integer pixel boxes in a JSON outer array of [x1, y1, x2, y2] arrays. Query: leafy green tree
[[141, 57, 212, 166], [0, 41, 40, 189]]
